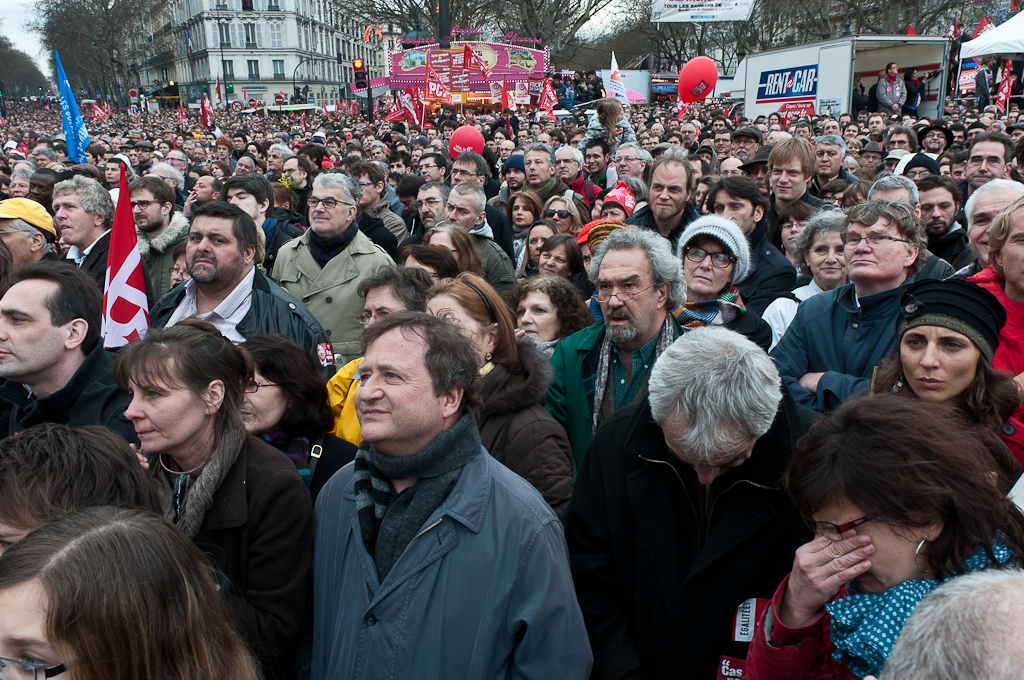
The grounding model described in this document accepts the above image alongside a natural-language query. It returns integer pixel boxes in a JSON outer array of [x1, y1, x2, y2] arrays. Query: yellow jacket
[[327, 357, 363, 446]]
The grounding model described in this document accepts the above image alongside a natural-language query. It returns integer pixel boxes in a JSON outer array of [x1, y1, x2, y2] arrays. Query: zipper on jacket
[[406, 518, 442, 550], [638, 455, 698, 525], [707, 479, 776, 532]]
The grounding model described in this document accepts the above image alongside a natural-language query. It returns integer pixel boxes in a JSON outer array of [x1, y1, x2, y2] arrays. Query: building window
[[273, 59, 284, 77], [222, 60, 234, 78], [267, 0, 279, 9], [269, 24, 282, 48], [244, 23, 258, 48], [219, 23, 231, 48], [241, 0, 252, 9], [248, 59, 260, 79]]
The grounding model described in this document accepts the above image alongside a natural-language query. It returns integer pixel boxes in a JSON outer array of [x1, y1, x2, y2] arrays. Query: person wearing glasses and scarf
[[675, 216, 773, 352]]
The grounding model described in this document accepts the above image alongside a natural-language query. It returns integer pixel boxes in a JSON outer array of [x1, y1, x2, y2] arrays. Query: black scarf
[[353, 413, 481, 581], [307, 222, 358, 268]]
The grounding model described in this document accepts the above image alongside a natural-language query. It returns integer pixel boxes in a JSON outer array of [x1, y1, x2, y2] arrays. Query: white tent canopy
[[961, 12, 1024, 60]]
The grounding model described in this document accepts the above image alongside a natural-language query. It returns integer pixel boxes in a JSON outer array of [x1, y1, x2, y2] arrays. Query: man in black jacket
[[0, 263, 135, 441], [707, 176, 797, 316], [625, 151, 700, 250], [149, 202, 333, 377], [564, 326, 811, 680]]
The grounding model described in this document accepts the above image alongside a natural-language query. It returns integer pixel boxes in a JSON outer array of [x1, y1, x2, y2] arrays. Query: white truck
[[731, 35, 950, 120]]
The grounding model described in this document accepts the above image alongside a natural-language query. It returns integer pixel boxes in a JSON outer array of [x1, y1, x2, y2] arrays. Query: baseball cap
[[0, 198, 58, 240]]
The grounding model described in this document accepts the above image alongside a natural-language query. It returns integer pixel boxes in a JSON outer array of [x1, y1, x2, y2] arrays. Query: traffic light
[[353, 59, 367, 89]]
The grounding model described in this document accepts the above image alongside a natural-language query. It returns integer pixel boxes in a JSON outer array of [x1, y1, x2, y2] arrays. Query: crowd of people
[[2, 74, 1024, 679]]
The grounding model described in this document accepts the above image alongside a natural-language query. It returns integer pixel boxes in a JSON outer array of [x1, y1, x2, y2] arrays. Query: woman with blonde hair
[[0, 506, 261, 680], [543, 194, 585, 236]]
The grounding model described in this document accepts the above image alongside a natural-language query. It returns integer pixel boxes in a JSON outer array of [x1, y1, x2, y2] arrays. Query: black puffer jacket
[[476, 340, 574, 516]]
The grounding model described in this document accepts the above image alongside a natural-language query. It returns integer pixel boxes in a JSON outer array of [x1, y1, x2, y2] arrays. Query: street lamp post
[[293, 57, 312, 103]]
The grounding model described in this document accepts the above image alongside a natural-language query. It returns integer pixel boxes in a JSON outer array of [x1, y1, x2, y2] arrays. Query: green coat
[[546, 317, 684, 474]]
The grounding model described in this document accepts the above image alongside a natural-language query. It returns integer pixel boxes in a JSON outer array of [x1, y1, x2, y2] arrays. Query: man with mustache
[[961, 132, 1015, 200], [149, 201, 334, 377], [547, 228, 686, 469]]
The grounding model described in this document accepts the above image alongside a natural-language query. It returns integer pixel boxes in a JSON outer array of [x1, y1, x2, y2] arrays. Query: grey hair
[[590, 226, 686, 309], [965, 179, 1024, 229], [523, 142, 556, 166], [813, 135, 848, 153], [881, 569, 1024, 680], [5, 218, 55, 251], [556, 145, 585, 166], [312, 172, 359, 205], [793, 210, 846, 275], [844, 200, 927, 275], [147, 162, 184, 190], [649, 326, 782, 464], [52, 176, 115, 230], [884, 125, 919, 152], [618, 144, 653, 164], [621, 176, 649, 202], [868, 173, 919, 206], [450, 181, 486, 215], [268, 143, 296, 161], [32, 147, 58, 161], [11, 168, 33, 183], [419, 181, 451, 202]]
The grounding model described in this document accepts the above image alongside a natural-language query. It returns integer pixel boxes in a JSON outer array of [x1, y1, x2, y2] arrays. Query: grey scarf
[[151, 417, 248, 539], [353, 413, 481, 581]]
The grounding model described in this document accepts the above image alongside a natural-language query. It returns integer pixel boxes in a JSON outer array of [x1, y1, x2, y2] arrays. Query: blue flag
[[55, 51, 91, 163]]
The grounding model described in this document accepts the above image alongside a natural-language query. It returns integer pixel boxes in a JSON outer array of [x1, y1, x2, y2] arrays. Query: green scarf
[[530, 176, 558, 202]]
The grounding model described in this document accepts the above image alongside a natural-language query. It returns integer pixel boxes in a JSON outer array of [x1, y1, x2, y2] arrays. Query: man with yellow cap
[[0, 198, 60, 266]]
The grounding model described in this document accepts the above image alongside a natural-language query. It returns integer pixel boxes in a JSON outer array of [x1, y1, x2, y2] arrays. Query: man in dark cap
[[901, 153, 942, 184], [739, 144, 772, 198], [731, 126, 762, 163], [859, 141, 884, 175], [918, 124, 953, 156], [134, 140, 155, 174]]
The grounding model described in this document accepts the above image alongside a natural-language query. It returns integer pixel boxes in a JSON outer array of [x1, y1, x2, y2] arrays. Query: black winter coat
[[563, 391, 811, 680], [736, 222, 798, 317]]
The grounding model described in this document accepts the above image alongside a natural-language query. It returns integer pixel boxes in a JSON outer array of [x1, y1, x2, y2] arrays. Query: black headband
[[459, 280, 496, 322]]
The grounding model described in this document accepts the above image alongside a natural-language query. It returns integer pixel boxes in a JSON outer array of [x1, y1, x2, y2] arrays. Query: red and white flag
[[972, 16, 994, 38], [105, 101, 112, 116], [996, 59, 1013, 113], [102, 164, 149, 348], [463, 45, 493, 79], [502, 78, 516, 112], [539, 78, 558, 117], [323, 100, 328, 116], [300, 111, 307, 128], [384, 98, 404, 122], [177, 105, 188, 128], [0, 115, 4, 127], [350, 100, 358, 116], [215, 75, 222, 108], [91, 103, 107, 119], [200, 96, 213, 129], [425, 64, 453, 103], [676, 99, 690, 121]]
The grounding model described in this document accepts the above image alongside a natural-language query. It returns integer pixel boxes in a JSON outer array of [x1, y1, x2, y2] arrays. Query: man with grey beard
[[546, 227, 687, 469]]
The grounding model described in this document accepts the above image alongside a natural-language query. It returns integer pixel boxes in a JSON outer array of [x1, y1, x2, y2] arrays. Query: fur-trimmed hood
[[476, 339, 553, 421], [137, 211, 189, 257]]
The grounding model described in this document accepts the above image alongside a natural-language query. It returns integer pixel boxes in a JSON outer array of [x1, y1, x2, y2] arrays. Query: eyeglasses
[[418, 163, 438, 170], [415, 197, 443, 209], [0, 657, 67, 679], [802, 513, 879, 542], [309, 196, 353, 210], [554, 158, 578, 166], [842, 233, 913, 250], [592, 282, 656, 303], [245, 380, 279, 394], [130, 199, 163, 210], [356, 309, 391, 325], [544, 209, 571, 219], [684, 247, 737, 268], [616, 156, 640, 163], [450, 167, 478, 177]]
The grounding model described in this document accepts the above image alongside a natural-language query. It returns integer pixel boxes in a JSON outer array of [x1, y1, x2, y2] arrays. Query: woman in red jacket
[[746, 395, 1024, 679]]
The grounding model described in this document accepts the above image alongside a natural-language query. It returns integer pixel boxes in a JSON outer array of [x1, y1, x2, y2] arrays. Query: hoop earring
[[893, 372, 904, 393], [914, 538, 931, 574]]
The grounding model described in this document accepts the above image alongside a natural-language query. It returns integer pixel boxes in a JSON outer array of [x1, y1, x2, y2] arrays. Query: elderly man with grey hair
[[953, 177, 1024, 278], [53, 175, 121, 292], [273, 172, 394, 362], [564, 325, 810, 680], [547, 226, 686, 467], [811, 134, 857, 197], [866, 175, 954, 279], [614, 142, 653, 183], [265, 143, 296, 178], [441, 181, 515, 293]]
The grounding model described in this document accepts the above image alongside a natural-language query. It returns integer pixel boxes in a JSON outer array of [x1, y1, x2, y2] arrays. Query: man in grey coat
[[311, 312, 592, 680]]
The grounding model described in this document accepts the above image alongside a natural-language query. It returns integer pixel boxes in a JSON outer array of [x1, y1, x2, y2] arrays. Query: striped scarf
[[675, 288, 744, 330]]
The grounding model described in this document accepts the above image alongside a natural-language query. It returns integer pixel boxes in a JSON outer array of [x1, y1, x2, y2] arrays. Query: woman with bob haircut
[[112, 319, 312, 680], [506, 190, 544, 264], [0, 506, 261, 680], [515, 219, 560, 280], [240, 334, 358, 503], [422, 223, 486, 277], [0, 423, 162, 552], [746, 395, 1024, 679], [399, 243, 460, 281], [872, 278, 1024, 464], [771, 200, 816, 268], [507, 276, 595, 356], [426, 273, 574, 516], [536, 233, 592, 297]]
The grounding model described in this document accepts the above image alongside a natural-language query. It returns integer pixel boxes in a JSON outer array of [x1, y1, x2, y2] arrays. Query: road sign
[[248, 98, 258, 109], [275, 91, 286, 104], [307, 97, 316, 104], [128, 88, 138, 98], [231, 100, 243, 112], [129, 104, 140, 116]]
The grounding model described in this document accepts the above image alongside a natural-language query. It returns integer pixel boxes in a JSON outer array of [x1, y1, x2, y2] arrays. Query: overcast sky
[[1, 5, 50, 77]]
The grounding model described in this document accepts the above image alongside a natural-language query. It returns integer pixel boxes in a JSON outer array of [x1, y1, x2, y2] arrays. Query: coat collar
[[137, 211, 189, 256]]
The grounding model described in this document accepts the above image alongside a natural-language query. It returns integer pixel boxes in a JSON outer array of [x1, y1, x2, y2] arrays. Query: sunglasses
[[544, 209, 571, 219]]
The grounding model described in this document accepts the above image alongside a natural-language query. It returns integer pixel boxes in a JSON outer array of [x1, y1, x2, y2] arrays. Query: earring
[[485, 352, 492, 361], [914, 538, 931, 574], [893, 372, 904, 392]]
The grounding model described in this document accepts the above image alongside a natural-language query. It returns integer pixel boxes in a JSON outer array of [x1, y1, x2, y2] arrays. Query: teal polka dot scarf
[[825, 540, 1014, 678]]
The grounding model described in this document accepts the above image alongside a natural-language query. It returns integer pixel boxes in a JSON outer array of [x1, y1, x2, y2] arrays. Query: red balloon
[[448, 125, 484, 158], [678, 56, 719, 103]]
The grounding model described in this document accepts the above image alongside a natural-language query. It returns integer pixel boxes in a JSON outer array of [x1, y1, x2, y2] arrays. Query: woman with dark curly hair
[[746, 394, 1024, 680], [507, 275, 595, 356], [240, 334, 358, 502]]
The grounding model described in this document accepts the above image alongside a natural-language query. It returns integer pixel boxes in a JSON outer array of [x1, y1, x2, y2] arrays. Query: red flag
[[301, 111, 306, 128], [364, 25, 372, 42], [906, 25, 916, 35], [375, 22, 382, 39], [373, 97, 380, 114], [972, 16, 994, 38], [1013, 0, 1020, 14], [0, 115, 4, 127], [463, 45, 493, 79], [350, 100, 358, 116], [177, 105, 188, 128], [91, 103, 107, 119], [996, 59, 1013, 113], [323, 100, 328, 116], [103, 164, 149, 348], [199, 96, 213, 130], [539, 78, 557, 117], [425, 64, 453, 103], [402, 87, 425, 126]]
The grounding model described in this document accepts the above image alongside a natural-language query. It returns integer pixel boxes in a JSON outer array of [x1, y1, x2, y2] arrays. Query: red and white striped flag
[[102, 164, 149, 347]]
